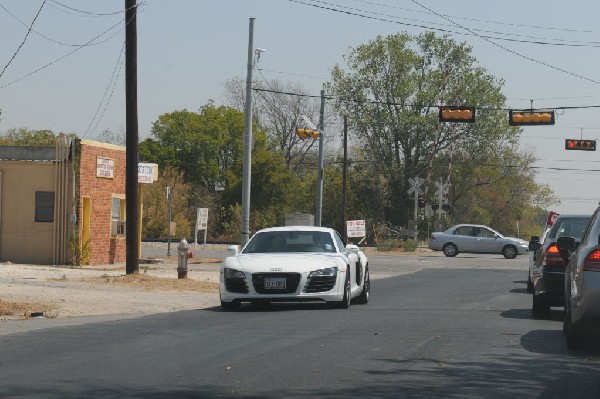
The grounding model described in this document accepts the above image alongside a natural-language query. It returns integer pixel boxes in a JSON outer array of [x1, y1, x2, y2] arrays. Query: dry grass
[[83, 273, 219, 292], [0, 300, 56, 320]]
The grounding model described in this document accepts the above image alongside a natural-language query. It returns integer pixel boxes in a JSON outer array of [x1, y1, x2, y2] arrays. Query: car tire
[[532, 294, 550, 317], [220, 299, 241, 311], [354, 267, 370, 305], [442, 243, 458, 257], [333, 269, 351, 309], [564, 288, 585, 350], [526, 273, 534, 293], [502, 245, 518, 259]]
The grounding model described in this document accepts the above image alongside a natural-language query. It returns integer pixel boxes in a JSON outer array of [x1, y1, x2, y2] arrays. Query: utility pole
[[240, 18, 255, 247], [342, 115, 348, 242], [315, 89, 325, 226], [166, 187, 172, 256], [125, 0, 139, 275]]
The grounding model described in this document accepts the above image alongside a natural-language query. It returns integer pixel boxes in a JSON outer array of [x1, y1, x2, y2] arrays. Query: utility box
[[285, 213, 314, 226]]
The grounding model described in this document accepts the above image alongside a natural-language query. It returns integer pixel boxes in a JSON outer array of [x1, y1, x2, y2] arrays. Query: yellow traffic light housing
[[565, 139, 596, 151], [438, 106, 475, 123], [509, 110, 555, 126], [295, 128, 320, 140]]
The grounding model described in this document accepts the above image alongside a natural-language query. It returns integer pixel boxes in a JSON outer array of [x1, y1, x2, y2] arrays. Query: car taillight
[[583, 250, 600, 272], [542, 244, 567, 267]]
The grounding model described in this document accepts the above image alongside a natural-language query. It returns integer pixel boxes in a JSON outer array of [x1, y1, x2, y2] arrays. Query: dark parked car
[[558, 206, 600, 349], [529, 214, 591, 317]]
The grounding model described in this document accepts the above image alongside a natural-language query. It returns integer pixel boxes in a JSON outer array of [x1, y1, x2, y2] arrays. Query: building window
[[111, 196, 126, 237], [35, 191, 54, 222]]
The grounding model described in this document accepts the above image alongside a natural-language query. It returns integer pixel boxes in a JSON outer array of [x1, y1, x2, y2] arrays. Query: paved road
[[1, 254, 599, 398]]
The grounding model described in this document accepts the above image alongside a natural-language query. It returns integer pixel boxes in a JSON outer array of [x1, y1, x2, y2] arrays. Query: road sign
[[347, 220, 366, 238]]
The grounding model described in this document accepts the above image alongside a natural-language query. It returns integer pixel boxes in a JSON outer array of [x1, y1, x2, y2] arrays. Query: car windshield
[[242, 231, 336, 254], [548, 218, 590, 241]]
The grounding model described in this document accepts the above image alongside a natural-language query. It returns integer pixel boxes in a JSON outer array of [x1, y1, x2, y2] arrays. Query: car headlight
[[309, 267, 338, 277], [223, 268, 245, 278]]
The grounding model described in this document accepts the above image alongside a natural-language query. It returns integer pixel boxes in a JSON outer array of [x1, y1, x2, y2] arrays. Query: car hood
[[504, 236, 527, 245], [223, 253, 346, 273]]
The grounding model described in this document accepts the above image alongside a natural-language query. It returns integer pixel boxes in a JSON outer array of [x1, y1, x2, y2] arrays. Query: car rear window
[[548, 218, 590, 241]]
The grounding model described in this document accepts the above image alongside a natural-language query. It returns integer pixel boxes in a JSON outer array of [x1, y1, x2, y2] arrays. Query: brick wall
[[78, 140, 126, 265]]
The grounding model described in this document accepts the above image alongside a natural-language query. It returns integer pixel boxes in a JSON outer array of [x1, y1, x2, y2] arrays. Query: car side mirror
[[556, 236, 576, 262], [227, 245, 240, 256], [530, 235, 540, 243], [346, 244, 359, 253], [528, 241, 542, 251]]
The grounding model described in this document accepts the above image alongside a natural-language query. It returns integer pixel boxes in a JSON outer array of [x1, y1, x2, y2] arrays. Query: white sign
[[96, 157, 114, 179], [197, 208, 209, 230], [138, 163, 155, 184], [346, 219, 366, 238]]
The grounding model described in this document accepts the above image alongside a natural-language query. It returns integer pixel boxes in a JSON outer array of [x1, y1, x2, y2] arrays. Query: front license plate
[[264, 277, 286, 289]]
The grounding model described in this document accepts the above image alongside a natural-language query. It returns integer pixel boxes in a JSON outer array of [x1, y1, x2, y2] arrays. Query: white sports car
[[219, 226, 370, 310]]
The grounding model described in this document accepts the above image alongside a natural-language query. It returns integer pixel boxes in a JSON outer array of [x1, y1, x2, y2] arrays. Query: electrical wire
[[348, 0, 600, 34], [0, 0, 47, 80], [46, 0, 137, 17], [409, 0, 600, 85], [0, 6, 137, 90], [83, 41, 126, 139], [288, 0, 600, 48], [0, 2, 124, 47]]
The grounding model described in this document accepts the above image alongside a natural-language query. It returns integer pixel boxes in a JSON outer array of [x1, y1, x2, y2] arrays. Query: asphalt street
[[1, 253, 599, 398]]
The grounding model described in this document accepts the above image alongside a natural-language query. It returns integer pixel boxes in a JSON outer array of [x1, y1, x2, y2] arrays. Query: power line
[[0, 2, 124, 47], [0, 0, 47, 80], [47, 0, 134, 17], [348, 0, 600, 34], [289, 0, 600, 48], [409, 0, 600, 85], [253, 86, 600, 113]]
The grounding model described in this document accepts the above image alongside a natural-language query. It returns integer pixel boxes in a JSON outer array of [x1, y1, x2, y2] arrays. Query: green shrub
[[402, 240, 418, 252], [377, 239, 402, 252]]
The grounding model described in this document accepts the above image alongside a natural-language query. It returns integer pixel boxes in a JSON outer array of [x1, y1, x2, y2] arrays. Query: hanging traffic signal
[[565, 139, 596, 151], [438, 106, 475, 123], [509, 110, 555, 126], [295, 128, 320, 140]]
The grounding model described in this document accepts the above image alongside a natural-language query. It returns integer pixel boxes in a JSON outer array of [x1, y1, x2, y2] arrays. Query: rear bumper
[[534, 268, 565, 305]]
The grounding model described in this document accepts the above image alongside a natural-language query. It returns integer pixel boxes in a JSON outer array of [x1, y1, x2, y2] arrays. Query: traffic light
[[438, 106, 475, 123], [565, 139, 596, 151], [295, 128, 320, 140], [509, 110, 555, 126]]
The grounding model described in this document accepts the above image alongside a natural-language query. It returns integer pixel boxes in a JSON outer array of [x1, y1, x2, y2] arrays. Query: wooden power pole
[[125, 0, 139, 274]]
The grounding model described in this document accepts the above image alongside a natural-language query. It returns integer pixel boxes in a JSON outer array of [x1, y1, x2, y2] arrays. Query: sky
[[1, 0, 600, 216]]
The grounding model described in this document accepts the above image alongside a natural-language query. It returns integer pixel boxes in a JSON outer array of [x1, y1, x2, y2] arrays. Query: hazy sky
[[1, 0, 600, 215]]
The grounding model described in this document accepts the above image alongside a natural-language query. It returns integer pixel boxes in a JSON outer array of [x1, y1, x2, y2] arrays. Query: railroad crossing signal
[[438, 106, 475, 123], [509, 110, 555, 126], [565, 139, 596, 151]]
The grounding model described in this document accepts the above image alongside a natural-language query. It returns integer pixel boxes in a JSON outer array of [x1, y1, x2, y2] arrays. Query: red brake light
[[542, 244, 567, 267], [584, 250, 600, 272]]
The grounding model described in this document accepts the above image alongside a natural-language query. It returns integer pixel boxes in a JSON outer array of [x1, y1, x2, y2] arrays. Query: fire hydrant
[[177, 238, 189, 279]]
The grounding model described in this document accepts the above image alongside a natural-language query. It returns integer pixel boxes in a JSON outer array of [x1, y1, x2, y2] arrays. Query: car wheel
[[333, 269, 351, 309], [532, 294, 550, 317], [526, 273, 534, 293], [442, 243, 458, 257], [220, 299, 241, 311], [502, 245, 518, 259], [354, 267, 370, 305], [564, 289, 585, 350]]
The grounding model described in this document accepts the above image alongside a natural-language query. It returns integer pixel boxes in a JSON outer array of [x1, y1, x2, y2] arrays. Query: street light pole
[[315, 89, 325, 226], [240, 17, 255, 247]]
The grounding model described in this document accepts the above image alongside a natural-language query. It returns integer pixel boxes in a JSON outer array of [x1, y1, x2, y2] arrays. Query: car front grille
[[252, 273, 301, 294], [224, 277, 248, 293], [305, 275, 337, 293]]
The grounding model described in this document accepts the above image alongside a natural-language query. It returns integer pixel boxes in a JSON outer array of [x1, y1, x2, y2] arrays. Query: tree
[[326, 32, 550, 229], [0, 127, 58, 146]]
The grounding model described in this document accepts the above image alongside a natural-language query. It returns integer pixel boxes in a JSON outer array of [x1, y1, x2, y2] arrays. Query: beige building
[[0, 136, 155, 265]]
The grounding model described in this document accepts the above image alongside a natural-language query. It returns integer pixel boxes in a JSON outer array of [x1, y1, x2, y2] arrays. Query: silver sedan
[[428, 224, 528, 259], [560, 207, 600, 350]]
